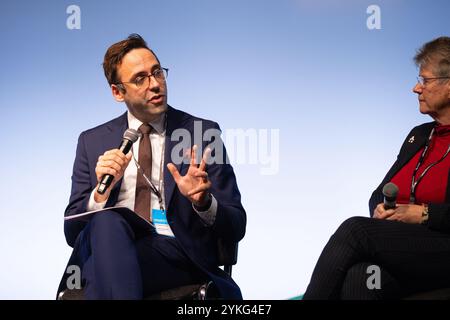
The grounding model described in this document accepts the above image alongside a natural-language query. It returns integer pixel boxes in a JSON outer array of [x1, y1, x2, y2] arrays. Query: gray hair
[[414, 36, 450, 78]]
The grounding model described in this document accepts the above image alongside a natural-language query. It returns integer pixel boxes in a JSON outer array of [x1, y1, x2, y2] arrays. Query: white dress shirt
[[87, 111, 217, 228]]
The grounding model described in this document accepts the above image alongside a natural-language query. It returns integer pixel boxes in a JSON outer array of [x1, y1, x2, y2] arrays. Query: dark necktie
[[134, 123, 153, 222]]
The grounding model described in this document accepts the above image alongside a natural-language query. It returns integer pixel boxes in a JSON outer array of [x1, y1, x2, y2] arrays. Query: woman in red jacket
[[304, 36, 450, 300]]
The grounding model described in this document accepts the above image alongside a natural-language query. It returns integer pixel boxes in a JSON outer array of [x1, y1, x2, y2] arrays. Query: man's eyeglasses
[[417, 75, 450, 86], [117, 68, 169, 89]]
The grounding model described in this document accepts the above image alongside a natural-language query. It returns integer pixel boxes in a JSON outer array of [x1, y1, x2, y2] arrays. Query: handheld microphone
[[382, 182, 399, 210], [97, 128, 140, 195]]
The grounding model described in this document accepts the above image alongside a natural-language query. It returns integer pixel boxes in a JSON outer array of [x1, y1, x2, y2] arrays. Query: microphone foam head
[[123, 128, 140, 143], [382, 182, 399, 198]]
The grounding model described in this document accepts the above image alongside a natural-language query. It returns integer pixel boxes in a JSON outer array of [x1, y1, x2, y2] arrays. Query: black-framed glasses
[[417, 75, 450, 86], [117, 67, 169, 88]]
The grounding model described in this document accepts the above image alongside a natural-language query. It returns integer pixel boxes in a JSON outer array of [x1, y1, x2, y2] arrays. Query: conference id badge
[[152, 209, 175, 237]]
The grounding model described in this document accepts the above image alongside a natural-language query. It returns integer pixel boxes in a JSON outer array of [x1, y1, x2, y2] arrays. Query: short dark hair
[[102, 33, 160, 86], [414, 36, 450, 77]]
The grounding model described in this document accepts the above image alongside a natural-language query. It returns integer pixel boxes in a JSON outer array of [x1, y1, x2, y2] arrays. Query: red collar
[[435, 124, 450, 136]]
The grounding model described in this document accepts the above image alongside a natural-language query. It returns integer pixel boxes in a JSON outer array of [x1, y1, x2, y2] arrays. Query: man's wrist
[[87, 186, 108, 212], [193, 193, 212, 212], [94, 192, 109, 203], [192, 194, 217, 226], [94, 183, 110, 203]]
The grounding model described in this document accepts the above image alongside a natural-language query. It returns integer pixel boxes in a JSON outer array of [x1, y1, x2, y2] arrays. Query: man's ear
[[111, 84, 125, 102]]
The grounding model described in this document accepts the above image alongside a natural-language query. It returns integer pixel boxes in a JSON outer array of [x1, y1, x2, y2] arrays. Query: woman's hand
[[373, 203, 424, 224]]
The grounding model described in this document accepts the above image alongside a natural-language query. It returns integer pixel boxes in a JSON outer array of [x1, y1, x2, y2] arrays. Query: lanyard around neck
[[410, 127, 450, 203]]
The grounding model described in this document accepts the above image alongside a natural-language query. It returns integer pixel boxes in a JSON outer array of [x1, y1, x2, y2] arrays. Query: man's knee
[[88, 211, 134, 239]]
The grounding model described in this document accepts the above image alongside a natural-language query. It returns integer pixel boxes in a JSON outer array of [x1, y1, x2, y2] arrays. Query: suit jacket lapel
[[104, 112, 129, 207], [384, 122, 435, 183], [164, 106, 185, 209]]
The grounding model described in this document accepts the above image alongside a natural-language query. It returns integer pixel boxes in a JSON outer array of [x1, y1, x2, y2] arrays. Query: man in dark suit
[[57, 34, 246, 299]]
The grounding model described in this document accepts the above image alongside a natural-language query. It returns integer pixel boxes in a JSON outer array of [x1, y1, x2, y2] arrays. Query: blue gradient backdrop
[[0, 0, 449, 299]]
